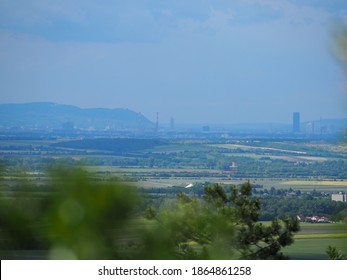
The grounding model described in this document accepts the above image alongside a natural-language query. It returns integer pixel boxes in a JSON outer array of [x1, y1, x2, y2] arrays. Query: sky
[[1, 0, 347, 125]]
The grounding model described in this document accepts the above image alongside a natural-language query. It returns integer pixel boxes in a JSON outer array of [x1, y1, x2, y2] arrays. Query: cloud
[[0, 0, 87, 26], [256, 0, 333, 25], [1, 0, 345, 43]]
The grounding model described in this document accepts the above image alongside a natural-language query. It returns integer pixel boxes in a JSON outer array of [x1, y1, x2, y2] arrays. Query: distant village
[[296, 193, 347, 223], [297, 215, 331, 223]]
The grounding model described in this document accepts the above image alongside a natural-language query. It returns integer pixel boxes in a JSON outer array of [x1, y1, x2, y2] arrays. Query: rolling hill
[[0, 102, 154, 131]]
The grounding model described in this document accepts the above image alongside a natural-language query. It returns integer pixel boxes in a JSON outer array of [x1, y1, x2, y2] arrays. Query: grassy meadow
[[283, 223, 347, 259]]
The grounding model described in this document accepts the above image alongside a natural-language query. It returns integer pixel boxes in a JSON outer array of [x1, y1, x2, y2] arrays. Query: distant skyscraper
[[170, 117, 175, 130], [155, 112, 159, 133], [293, 112, 300, 133]]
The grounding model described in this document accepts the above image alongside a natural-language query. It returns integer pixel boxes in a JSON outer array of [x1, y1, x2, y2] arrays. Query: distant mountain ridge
[[0, 102, 153, 130]]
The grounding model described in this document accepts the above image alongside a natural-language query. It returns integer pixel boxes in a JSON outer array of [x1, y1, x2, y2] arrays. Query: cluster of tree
[[259, 196, 346, 221], [141, 185, 347, 222]]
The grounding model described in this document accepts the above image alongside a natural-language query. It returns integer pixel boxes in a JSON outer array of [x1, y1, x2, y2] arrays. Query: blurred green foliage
[[0, 166, 138, 259], [45, 168, 139, 259], [326, 245, 345, 260]]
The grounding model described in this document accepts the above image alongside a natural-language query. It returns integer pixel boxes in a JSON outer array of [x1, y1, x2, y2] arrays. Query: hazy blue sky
[[1, 0, 347, 124]]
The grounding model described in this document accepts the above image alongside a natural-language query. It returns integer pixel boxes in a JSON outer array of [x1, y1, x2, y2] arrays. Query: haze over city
[[1, 0, 347, 124]]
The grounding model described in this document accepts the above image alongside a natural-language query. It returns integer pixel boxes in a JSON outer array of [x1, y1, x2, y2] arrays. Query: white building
[[331, 193, 347, 202]]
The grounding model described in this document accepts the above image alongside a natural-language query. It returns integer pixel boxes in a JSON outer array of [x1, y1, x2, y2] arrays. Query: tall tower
[[170, 117, 175, 130], [155, 112, 159, 133], [293, 112, 300, 133]]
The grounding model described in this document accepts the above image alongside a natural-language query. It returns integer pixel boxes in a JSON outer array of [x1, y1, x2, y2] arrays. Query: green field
[[283, 223, 347, 259], [85, 165, 347, 192], [278, 180, 347, 192]]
